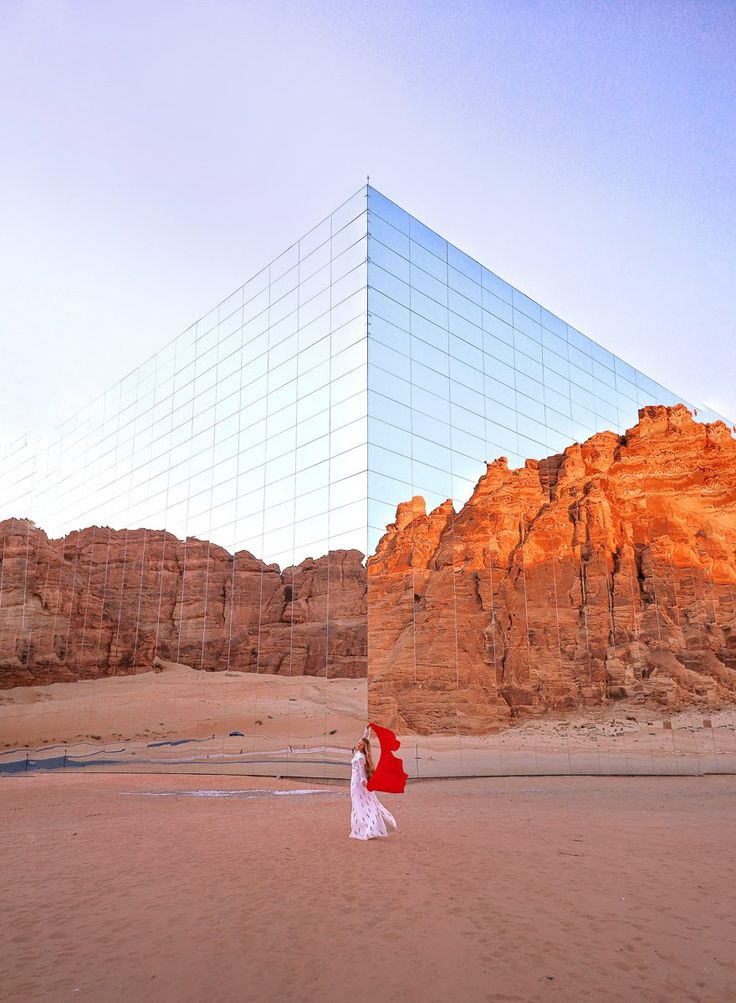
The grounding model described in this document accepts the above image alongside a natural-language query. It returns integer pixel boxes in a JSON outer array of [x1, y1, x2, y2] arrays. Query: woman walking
[[349, 724, 398, 840]]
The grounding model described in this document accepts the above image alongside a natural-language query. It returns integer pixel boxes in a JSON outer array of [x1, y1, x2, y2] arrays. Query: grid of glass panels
[[366, 185, 736, 778], [4, 191, 368, 567], [366, 187, 733, 554], [0, 187, 369, 777], [2, 182, 734, 779]]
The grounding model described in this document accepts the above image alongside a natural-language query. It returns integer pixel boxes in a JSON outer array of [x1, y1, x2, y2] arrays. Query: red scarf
[[366, 722, 408, 794]]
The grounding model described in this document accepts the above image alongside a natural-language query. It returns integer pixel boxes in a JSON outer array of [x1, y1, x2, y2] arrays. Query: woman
[[350, 724, 398, 840]]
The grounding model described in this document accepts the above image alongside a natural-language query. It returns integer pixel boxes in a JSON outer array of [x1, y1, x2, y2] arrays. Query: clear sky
[[1, 0, 734, 441]]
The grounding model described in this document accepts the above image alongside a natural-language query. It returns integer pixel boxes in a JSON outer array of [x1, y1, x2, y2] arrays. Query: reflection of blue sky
[[366, 187, 735, 556], [1, 191, 370, 571], [3, 180, 734, 568]]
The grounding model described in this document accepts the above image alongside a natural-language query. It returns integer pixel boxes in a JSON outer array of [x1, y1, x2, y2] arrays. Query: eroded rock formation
[[0, 524, 366, 686], [368, 406, 736, 734]]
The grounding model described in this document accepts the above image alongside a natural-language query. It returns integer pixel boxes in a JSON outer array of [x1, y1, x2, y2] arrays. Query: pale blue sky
[[1, 0, 734, 440]]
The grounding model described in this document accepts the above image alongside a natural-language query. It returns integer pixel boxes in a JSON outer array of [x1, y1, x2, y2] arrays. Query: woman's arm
[[362, 723, 372, 740], [358, 754, 368, 786]]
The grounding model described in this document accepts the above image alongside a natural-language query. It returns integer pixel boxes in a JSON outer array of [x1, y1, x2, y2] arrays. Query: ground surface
[[2, 773, 734, 1003]]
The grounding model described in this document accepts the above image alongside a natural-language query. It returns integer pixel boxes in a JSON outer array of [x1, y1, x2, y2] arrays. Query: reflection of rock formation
[[0, 524, 366, 687], [368, 406, 736, 735]]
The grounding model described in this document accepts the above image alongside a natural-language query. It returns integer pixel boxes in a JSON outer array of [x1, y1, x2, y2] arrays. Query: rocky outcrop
[[368, 406, 736, 734], [0, 524, 366, 687]]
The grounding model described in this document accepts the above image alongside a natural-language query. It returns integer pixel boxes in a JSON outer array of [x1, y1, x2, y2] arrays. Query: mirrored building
[[2, 185, 735, 777]]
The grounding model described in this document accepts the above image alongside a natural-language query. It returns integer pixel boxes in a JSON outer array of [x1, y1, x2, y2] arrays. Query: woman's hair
[[359, 737, 375, 780]]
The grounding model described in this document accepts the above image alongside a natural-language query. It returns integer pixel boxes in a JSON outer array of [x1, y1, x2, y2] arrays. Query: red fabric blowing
[[366, 722, 408, 794]]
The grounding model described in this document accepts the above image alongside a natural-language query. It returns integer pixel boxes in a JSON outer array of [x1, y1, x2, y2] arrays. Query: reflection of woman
[[350, 724, 398, 840]]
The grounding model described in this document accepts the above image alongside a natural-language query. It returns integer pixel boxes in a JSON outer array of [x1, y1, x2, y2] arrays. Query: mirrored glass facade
[[364, 186, 736, 778], [0, 188, 369, 778], [2, 184, 735, 777]]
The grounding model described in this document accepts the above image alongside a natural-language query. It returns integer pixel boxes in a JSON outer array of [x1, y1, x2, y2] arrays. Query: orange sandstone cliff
[[0, 526, 366, 687], [367, 405, 736, 734]]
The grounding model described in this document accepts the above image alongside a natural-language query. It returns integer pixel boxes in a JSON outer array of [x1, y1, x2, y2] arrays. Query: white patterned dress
[[349, 751, 398, 840]]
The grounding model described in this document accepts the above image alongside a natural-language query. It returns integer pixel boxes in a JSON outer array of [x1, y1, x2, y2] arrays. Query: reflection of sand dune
[[0, 660, 367, 749], [3, 661, 734, 777], [396, 706, 736, 776]]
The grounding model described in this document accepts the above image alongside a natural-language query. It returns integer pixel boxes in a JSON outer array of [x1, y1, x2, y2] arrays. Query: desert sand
[[2, 772, 735, 1003]]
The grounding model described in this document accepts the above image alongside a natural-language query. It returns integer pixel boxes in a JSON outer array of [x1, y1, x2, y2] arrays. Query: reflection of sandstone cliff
[[0, 525, 366, 687], [368, 406, 736, 735]]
